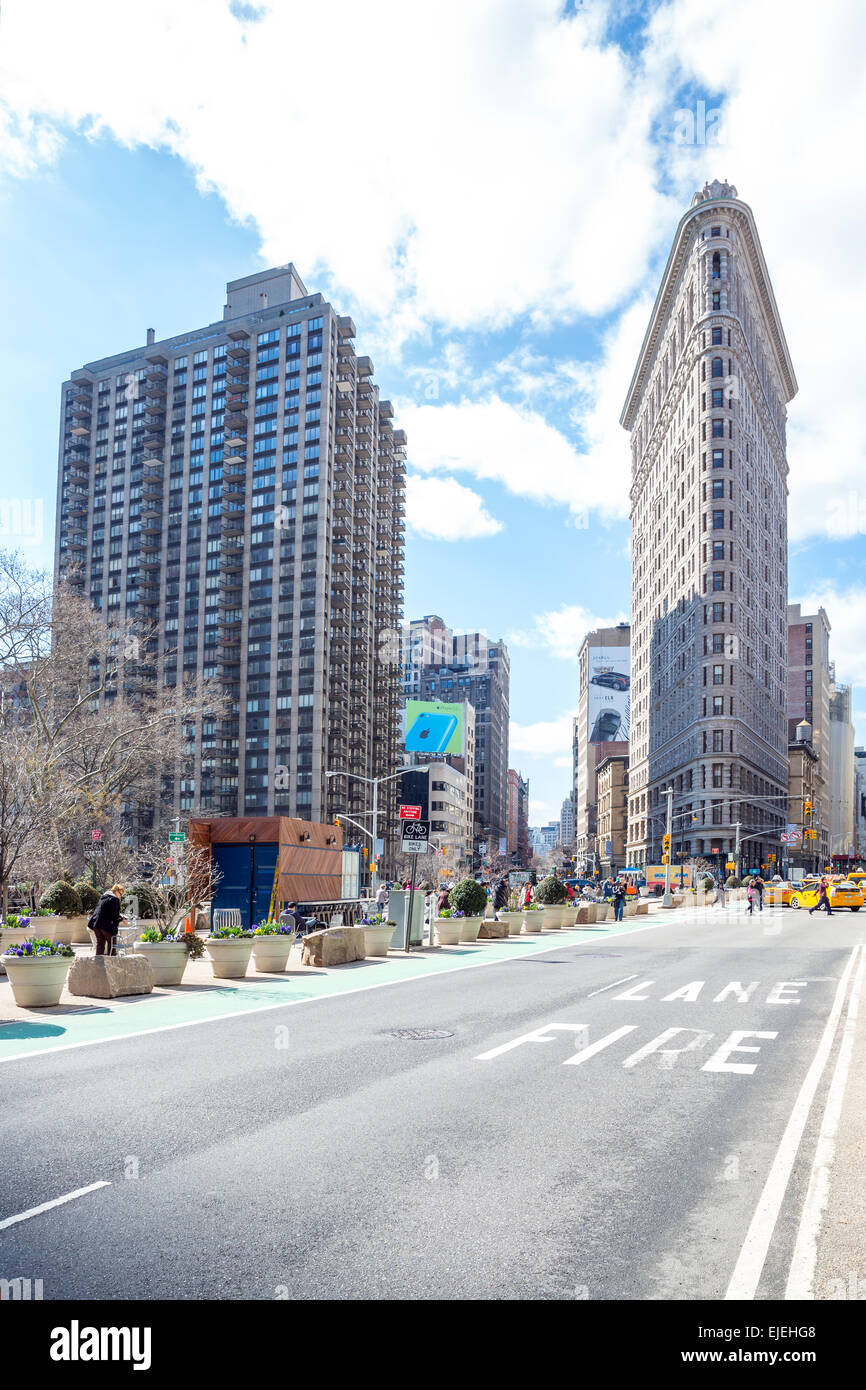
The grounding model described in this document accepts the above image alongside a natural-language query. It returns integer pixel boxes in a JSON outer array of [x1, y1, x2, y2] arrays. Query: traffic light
[[804, 800, 812, 815], [663, 834, 671, 853], [334, 816, 341, 826]]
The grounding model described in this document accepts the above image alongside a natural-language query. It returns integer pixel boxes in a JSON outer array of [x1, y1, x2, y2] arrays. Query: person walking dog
[[90, 884, 127, 956]]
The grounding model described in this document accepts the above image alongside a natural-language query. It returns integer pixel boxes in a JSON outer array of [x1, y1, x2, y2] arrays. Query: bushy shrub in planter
[[38, 880, 83, 917], [449, 878, 488, 918], [725, 876, 741, 889], [702, 876, 715, 891], [74, 880, 101, 914], [534, 875, 568, 905], [126, 883, 161, 919]]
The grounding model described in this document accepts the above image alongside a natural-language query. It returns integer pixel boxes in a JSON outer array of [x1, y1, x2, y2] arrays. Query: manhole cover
[[380, 1027, 455, 1040]]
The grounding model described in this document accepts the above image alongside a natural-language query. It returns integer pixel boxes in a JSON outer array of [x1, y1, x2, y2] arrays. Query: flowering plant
[[437, 908, 465, 918], [140, 925, 205, 957], [3, 937, 74, 958], [254, 921, 296, 936], [210, 925, 255, 939], [3, 914, 30, 929]]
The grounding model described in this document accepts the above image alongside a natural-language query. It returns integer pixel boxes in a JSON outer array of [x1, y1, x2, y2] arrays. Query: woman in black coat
[[91, 884, 127, 956]]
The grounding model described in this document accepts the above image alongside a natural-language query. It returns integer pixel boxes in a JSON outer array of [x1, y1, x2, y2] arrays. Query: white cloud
[[397, 394, 633, 527], [510, 712, 575, 758], [508, 603, 628, 661], [796, 585, 866, 691], [0, 0, 670, 339], [404, 475, 502, 541], [529, 799, 557, 824]]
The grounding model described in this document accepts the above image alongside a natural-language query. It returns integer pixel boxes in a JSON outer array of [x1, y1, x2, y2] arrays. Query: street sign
[[399, 805, 421, 821], [168, 832, 187, 843], [90, 842, 104, 853], [91, 829, 102, 842], [401, 820, 429, 854]]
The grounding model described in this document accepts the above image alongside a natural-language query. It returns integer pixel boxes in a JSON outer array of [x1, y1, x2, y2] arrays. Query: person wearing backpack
[[89, 884, 128, 956]]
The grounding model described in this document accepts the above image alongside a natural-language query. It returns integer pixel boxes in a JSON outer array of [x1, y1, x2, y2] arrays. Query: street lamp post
[[326, 767, 406, 892]]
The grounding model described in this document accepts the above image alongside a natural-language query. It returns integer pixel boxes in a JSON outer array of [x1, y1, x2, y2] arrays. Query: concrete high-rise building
[[596, 754, 629, 877], [559, 795, 575, 849], [621, 180, 797, 873], [574, 624, 630, 872], [55, 265, 406, 830], [507, 769, 530, 865], [403, 620, 510, 854], [787, 604, 831, 852], [828, 678, 855, 863], [854, 748, 866, 860]]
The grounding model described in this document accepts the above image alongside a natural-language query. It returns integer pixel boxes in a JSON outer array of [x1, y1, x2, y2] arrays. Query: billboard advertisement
[[588, 646, 630, 744], [404, 700, 464, 756]]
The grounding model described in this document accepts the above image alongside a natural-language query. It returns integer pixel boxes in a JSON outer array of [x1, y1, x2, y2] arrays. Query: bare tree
[[0, 550, 228, 915], [132, 841, 221, 933]]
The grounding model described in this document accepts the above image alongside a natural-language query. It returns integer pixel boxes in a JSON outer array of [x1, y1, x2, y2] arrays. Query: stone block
[[301, 926, 366, 968], [68, 955, 154, 998], [478, 919, 508, 938]]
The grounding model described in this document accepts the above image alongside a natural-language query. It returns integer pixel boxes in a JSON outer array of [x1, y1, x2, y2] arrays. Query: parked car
[[789, 881, 863, 911]]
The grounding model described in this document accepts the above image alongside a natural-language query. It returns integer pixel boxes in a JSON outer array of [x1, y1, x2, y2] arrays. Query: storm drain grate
[[380, 1027, 455, 1040]]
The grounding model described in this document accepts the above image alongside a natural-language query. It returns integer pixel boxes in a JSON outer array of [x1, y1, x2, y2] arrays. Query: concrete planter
[[435, 917, 463, 946], [458, 916, 483, 943], [623, 902, 639, 918], [522, 911, 544, 933], [41, 917, 74, 946], [576, 904, 598, 924], [501, 912, 524, 937], [595, 904, 612, 922], [559, 904, 577, 928], [67, 915, 92, 944], [0, 928, 29, 974], [252, 934, 296, 972], [205, 937, 254, 978], [361, 924, 394, 959], [2, 953, 70, 1007], [541, 905, 564, 930], [134, 940, 190, 986], [637, 901, 649, 915]]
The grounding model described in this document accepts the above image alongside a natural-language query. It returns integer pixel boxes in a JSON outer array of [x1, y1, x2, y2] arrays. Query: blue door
[[211, 843, 279, 930], [252, 843, 279, 926]]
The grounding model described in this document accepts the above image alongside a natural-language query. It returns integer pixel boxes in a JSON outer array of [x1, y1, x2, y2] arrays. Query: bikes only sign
[[401, 820, 430, 855]]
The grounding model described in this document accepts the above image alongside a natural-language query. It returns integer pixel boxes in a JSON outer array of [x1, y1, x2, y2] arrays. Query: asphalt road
[[1, 903, 863, 1301]]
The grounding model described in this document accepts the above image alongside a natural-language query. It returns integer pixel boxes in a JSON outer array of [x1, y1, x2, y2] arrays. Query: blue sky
[[1, 0, 864, 826]]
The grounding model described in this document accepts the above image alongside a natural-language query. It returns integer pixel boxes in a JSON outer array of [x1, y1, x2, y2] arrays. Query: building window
[[713, 731, 724, 752], [712, 509, 725, 528], [711, 389, 724, 409], [712, 327, 722, 345], [711, 357, 724, 378], [712, 696, 724, 715], [711, 252, 721, 279], [713, 665, 724, 685], [712, 764, 723, 787], [712, 292, 721, 310], [712, 631, 725, 651], [711, 418, 724, 437], [712, 479, 724, 498], [712, 540, 724, 560], [711, 226, 721, 237], [712, 572, 724, 591]]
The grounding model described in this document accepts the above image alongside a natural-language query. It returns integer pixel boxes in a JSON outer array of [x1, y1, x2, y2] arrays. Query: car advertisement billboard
[[403, 700, 464, 756], [588, 646, 630, 743]]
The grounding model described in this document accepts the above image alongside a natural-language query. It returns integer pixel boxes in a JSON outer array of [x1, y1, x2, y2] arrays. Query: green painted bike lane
[[0, 916, 669, 1064]]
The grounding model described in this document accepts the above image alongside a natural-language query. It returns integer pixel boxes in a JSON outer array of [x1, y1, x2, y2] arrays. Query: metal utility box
[[387, 888, 426, 950]]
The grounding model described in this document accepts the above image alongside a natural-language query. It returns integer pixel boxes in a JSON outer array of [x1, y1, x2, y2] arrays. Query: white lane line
[[725, 944, 860, 1300], [0, 914, 681, 1065], [0, 1181, 111, 1232], [785, 944, 866, 1299], [587, 974, 640, 998]]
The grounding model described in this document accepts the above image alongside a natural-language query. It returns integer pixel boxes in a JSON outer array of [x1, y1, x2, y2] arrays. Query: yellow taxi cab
[[763, 880, 794, 905], [789, 880, 863, 911], [845, 871, 866, 893]]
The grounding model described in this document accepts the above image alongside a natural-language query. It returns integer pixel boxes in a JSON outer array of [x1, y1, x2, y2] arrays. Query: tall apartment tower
[[787, 604, 832, 857], [55, 266, 406, 829], [828, 678, 855, 862], [574, 624, 630, 873], [621, 181, 797, 872]]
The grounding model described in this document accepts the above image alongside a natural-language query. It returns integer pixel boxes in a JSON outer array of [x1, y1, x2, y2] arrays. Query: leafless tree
[[0, 549, 228, 915]]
